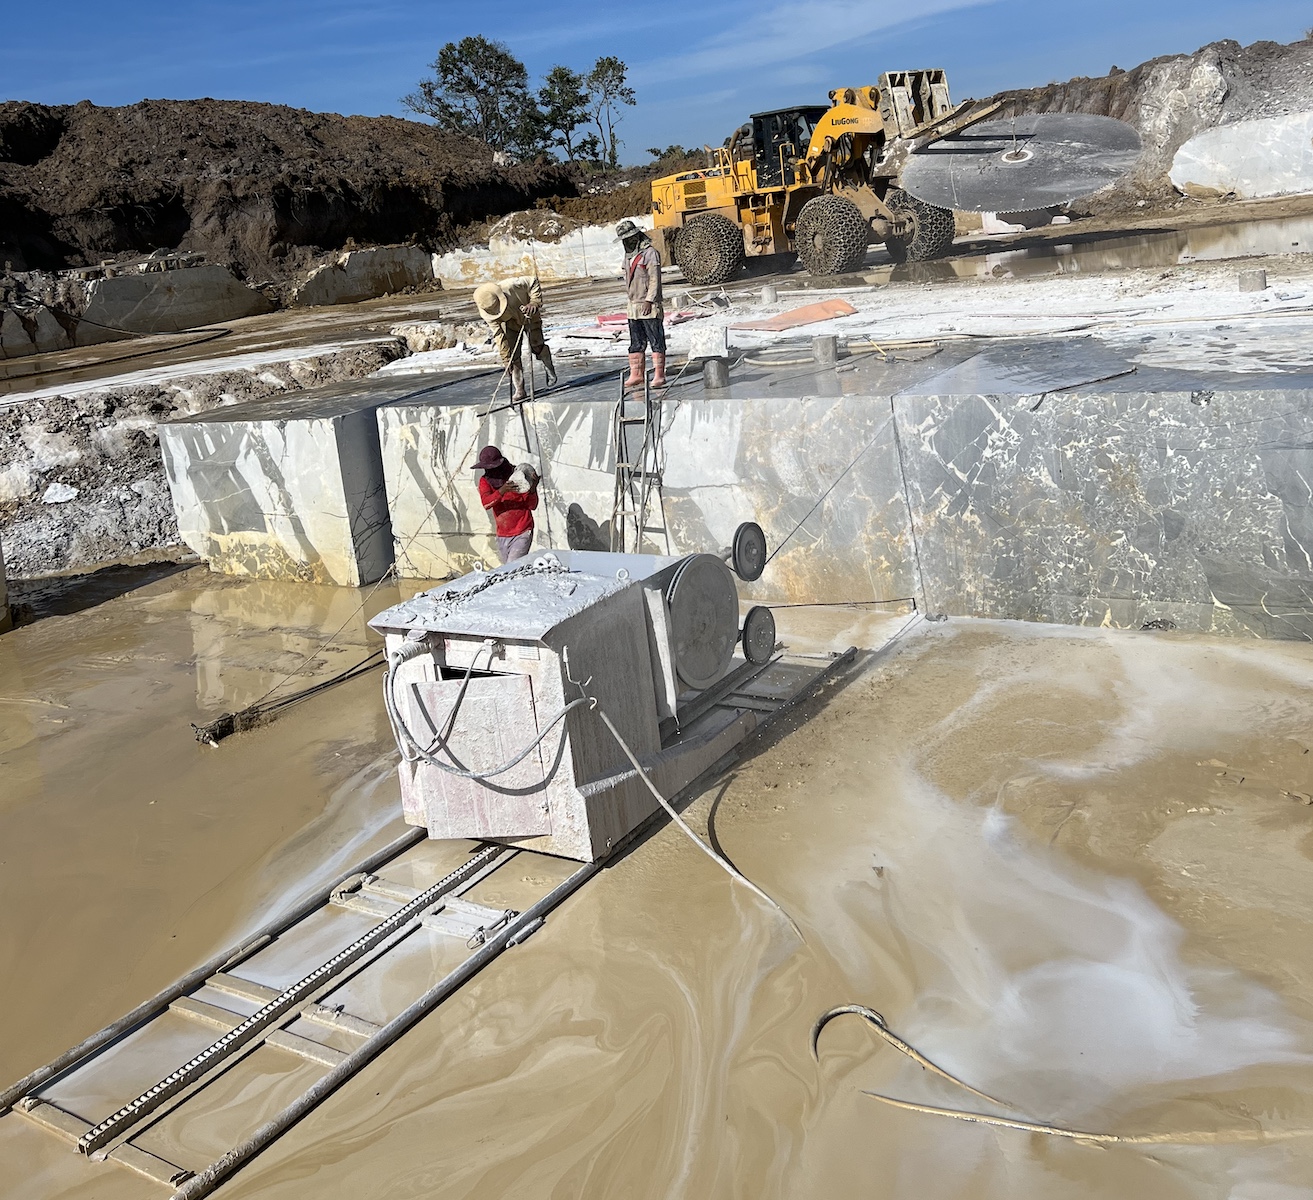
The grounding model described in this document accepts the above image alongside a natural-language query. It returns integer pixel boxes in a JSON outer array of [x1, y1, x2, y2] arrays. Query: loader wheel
[[883, 188, 955, 263], [675, 214, 745, 285], [795, 195, 870, 276]]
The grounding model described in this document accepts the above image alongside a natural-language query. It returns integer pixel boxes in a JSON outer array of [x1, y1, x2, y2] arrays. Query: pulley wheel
[[666, 554, 740, 690], [731, 521, 767, 581], [741, 605, 776, 665]]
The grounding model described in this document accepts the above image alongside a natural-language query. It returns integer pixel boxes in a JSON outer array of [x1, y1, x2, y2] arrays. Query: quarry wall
[[158, 375, 1313, 640]]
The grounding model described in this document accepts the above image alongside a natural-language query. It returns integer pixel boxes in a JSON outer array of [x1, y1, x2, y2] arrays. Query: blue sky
[[3, 1, 1309, 163]]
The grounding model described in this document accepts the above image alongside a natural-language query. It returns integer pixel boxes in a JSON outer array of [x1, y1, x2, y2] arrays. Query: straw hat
[[473, 282, 509, 321]]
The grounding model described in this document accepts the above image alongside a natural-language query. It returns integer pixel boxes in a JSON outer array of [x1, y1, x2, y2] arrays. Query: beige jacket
[[481, 276, 544, 361], [625, 244, 664, 320]]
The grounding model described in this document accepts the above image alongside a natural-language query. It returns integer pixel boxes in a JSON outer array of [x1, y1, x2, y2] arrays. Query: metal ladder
[[610, 370, 671, 554]]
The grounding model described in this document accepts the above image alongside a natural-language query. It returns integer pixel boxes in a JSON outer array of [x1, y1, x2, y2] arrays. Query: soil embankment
[[995, 36, 1313, 212], [0, 99, 580, 282]]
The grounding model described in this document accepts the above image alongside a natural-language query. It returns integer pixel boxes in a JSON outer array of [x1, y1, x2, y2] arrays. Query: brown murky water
[[3, 582, 1312, 1198]]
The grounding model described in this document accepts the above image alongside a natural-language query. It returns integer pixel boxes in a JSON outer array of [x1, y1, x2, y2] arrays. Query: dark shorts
[[628, 317, 666, 354]]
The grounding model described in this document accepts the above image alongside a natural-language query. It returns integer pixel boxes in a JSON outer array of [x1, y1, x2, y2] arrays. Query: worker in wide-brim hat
[[473, 444, 539, 563], [472, 276, 557, 400], [617, 219, 666, 390]]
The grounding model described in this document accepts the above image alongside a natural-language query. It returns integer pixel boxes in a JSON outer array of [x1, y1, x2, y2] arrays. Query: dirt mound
[[993, 37, 1313, 212], [487, 209, 583, 243], [0, 99, 581, 281]]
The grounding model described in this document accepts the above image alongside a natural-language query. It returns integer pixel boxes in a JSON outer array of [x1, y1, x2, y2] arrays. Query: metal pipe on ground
[[170, 859, 602, 1200], [0, 827, 427, 1114]]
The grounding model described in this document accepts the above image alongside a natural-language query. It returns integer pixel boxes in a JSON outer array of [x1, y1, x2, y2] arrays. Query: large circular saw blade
[[901, 113, 1141, 213]]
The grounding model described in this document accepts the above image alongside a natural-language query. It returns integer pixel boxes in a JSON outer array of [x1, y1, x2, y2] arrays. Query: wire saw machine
[[370, 527, 797, 862]]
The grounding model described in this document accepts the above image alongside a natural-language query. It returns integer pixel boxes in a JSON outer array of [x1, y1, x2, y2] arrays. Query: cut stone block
[[1170, 113, 1313, 200], [293, 246, 435, 308], [376, 389, 917, 605], [894, 385, 1313, 639], [81, 265, 271, 334], [158, 378, 428, 586]]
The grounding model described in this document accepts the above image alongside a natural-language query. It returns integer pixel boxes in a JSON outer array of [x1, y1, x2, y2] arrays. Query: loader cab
[[750, 106, 829, 189]]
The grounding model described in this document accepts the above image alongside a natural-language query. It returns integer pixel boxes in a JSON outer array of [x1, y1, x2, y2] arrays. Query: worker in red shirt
[[474, 445, 539, 563]]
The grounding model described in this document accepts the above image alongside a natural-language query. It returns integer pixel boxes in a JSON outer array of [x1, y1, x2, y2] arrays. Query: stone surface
[[894, 385, 1313, 639], [377, 383, 916, 606], [81, 265, 271, 333], [41, 482, 78, 504], [0, 537, 10, 633], [158, 379, 420, 586], [293, 246, 436, 308], [431, 216, 651, 287], [1170, 112, 1313, 200]]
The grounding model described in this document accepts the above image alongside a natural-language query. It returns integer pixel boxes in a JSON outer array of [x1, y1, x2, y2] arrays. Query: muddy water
[[870, 214, 1313, 286], [5, 601, 1313, 1198], [0, 567, 413, 1092]]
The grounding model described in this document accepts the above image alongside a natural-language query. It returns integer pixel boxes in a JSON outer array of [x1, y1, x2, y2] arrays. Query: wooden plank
[[173, 994, 347, 1067], [361, 879, 420, 903]]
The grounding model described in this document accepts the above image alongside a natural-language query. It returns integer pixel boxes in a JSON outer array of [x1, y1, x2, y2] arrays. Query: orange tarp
[[731, 298, 858, 331]]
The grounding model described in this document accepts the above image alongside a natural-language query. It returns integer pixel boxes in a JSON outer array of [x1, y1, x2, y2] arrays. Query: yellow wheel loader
[[650, 70, 999, 284]]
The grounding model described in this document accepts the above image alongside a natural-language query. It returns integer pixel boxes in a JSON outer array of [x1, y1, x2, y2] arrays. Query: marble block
[[894, 388, 1313, 639], [82, 265, 271, 334], [294, 246, 436, 308], [377, 392, 917, 605], [1170, 113, 1313, 200], [159, 380, 414, 586]]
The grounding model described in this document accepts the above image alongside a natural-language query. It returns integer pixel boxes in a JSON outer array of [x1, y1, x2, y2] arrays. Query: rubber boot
[[540, 347, 558, 389], [509, 359, 527, 401], [624, 352, 646, 389], [651, 352, 668, 388]]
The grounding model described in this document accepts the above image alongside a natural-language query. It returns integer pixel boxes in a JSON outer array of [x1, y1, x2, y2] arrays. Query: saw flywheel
[[901, 113, 1142, 213]]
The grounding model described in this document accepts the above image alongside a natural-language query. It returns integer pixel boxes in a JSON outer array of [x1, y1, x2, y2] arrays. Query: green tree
[[586, 56, 636, 169], [402, 36, 544, 156], [538, 65, 591, 161]]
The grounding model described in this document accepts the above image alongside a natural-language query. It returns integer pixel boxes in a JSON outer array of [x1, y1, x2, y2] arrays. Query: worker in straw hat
[[616, 219, 666, 389], [472, 276, 557, 400]]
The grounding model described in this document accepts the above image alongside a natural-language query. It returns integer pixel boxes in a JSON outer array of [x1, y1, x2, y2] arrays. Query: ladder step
[[16, 1100, 193, 1185]]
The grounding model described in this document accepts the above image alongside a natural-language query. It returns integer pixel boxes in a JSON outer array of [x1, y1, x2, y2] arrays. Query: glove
[[521, 303, 540, 317]]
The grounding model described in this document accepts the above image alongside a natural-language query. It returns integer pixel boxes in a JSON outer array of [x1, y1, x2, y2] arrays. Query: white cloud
[[633, 0, 990, 84]]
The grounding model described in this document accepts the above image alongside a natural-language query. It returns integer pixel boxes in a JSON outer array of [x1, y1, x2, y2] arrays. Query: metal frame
[[3, 645, 862, 1199]]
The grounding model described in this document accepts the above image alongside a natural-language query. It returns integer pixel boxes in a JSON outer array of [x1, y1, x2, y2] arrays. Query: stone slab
[[1170, 113, 1313, 200], [378, 387, 917, 606], [894, 387, 1313, 639], [293, 246, 435, 308], [158, 378, 417, 586], [82, 265, 271, 333]]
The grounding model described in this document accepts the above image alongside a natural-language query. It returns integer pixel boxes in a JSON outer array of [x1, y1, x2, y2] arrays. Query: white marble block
[[159, 382, 404, 586]]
